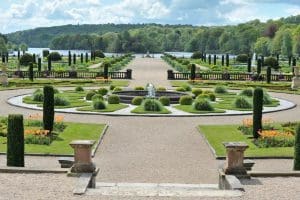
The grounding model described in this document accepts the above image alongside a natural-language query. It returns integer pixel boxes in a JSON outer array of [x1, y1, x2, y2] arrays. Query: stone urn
[[292, 66, 300, 89]]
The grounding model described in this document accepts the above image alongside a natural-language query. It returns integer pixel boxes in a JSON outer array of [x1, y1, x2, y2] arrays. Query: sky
[[0, 0, 300, 33]]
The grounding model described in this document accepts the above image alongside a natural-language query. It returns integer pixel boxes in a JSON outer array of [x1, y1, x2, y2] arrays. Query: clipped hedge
[[93, 100, 106, 110], [234, 96, 252, 108], [86, 91, 96, 100], [143, 99, 163, 112], [43, 86, 54, 132], [159, 96, 170, 106], [131, 96, 143, 105], [98, 88, 108, 96], [193, 99, 214, 111], [75, 86, 84, 92], [192, 88, 203, 97], [108, 95, 120, 104], [179, 95, 193, 105]]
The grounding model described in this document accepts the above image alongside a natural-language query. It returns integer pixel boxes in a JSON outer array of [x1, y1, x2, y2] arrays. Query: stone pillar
[[292, 66, 300, 89], [69, 140, 95, 173], [223, 142, 249, 177]]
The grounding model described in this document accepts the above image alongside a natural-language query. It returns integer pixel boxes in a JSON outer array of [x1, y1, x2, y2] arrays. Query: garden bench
[[58, 157, 74, 168]]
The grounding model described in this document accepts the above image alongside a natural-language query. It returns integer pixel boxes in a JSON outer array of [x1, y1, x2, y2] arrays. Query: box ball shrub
[[33, 92, 44, 102], [98, 88, 108, 96], [208, 93, 216, 101], [53, 88, 60, 94], [86, 91, 96, 100], [134, 86, 145, 91], [54, 95, 70, 106], [193, 99, 214, 111], [7, 114, 24, 167], [159, 96, 170, 106], [157, 87, 166, 91], [92, 94, 103, 101], [49, 52, 62, 61], [94, 50, 105, 58], [20, 53, 33, 66], [108, 95, 120, 104], [234, 96, 252, 108], [263, 92, 272, 105], [214, 86, 228, 94], [113, 87, 122, 92], [75, 86, 84, 92], [109, 85, 116, 91], [143, 99, 163, 111], [176, 87, 186, 92], [236, 54, 248, 63], [294, 124, 300, 170], [131, 96, 143, 105], [93, 100, 106, 110], [182, 84, 192, 91], [240, 88, 253, 97], [192, 88, 203, 97], [179, 95, 193, 105], [191, 51, 202, 59]]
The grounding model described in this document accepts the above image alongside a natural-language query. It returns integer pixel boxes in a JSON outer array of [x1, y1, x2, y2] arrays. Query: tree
[[20, 43, 28, 53], [0, 37, 7, 54], [264, 57, 279, 70], [254, 37, 271, 56], [20, 53, 33, 66], [281, 30, 293, 56]]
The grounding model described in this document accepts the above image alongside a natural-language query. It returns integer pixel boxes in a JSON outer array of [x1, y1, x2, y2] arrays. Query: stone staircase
[[85, 182, 243, 198]]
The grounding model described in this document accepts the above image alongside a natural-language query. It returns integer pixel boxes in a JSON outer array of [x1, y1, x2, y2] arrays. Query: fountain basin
[[112, 90, 188, 104]]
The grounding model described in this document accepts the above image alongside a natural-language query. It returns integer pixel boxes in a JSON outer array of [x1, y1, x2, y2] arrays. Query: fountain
[[112, 84, 187, 104], [251, 53, 256, 68], [146, 83, 155, 98]]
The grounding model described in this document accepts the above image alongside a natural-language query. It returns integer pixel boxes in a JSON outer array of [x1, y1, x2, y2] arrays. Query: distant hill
[[5, 23, 193, 48]]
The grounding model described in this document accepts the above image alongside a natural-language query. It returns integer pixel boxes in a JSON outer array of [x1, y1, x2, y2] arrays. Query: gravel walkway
[[0, 58, 299, 199]]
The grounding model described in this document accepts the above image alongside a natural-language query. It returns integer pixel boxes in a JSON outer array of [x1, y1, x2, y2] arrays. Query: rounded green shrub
[[53, 88, 60, 94], [94, 50, 105, 58], [159, 96, 170, 106], [193, 99, 214, 111], [33, 92, 44, 102], [157, 87, 166, 91], [20, 53, 33, 66], [93, 100, 106, 110], [54, 95, 70, 106], [113, 87, 122, 92], [214, 86, 227, 94], [197, 94, 209, 100], [134, 86, 144, 90], [143, 99, 163, 111], [236, 54, 248, 63], [86, 91, 96, 100], [191, 51, 202, 59], [263, 92, 272, 105], [98, 88, 108, 96], [176, 87, 185, 92], [234, 96, 252, 108], [109, 85, 116, 91], [208, 93, 216, 101], [182, 84, 192, 91], [240, 88, 253, 97], [192, 88, 203, 97], [91, 94, 103, 101], [49, 52, 62, 61], [179, 95, 193, 105], [108, 95, 120, 104], [75, 86, 84, 92], [131, 96, 143, 105], [202, 90, 213, 95]]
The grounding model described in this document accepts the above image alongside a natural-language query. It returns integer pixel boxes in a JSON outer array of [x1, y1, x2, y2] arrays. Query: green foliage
[[182, 84, 192, 91], [157, 87, 166, 91], [20, 53, 33, 66], [253, 87, 264, 138], [143, 99, 163, 112], [98, 87, 108, 96], [109, 85, 115, 90], [159, 96, 170, 106], [191, 51, 202, 59], [43, 86, 54, 132], [91, 94, 103, 101], [28, 63, 34, 81], [93, 100, 106, 110], [134, 86, 145, 90], [54, 95, 70, 106], [234, 96, 252, 108], [113, 87, 122, 92], [214, 86, 227, 94], [86, 91, 96, 100], [192, 88, 203, 97], [263, 91, 273, 105], [94, 50, 105, 58], [107, 95, 120, 104], [179, 95, 193, 105], [49, 52, 62, 61], [236, 54, 248, 63], [33, 92, 44, 102], [7, 114, 24, 167], [42, 50, 49, 57], [254, 136, 294, 148], [193, 99, 214, 111], [294, 124, 300, 170], [131, 96, 143, 105], [240, 88, 253, 97], [264, 57, 279, 70], [75, 86, 84, 92], [176, 87, 185, 92]]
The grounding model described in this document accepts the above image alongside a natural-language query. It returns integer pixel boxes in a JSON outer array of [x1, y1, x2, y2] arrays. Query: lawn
[[0, 122, 106, 155], [131, 106, 171, 114], [174, 105, 225, 114], [77, 104, 128, 112], [199, 125, 294, 158]]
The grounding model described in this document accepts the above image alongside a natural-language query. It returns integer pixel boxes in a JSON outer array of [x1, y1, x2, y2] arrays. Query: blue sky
[[0, 0, 299, 33]]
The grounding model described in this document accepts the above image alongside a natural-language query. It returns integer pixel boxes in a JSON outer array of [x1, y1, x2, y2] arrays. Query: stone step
[[85, 182, 243, 197]]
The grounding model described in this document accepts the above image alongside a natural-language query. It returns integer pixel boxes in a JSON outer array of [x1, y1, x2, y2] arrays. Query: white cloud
[[286, 7, 300, 16]]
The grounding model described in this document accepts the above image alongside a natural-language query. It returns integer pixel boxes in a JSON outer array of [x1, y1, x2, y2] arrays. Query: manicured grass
[[77, 104, 128, 112], [0, 79, 129, 91], [131, 106, 171, 114], [0, 122, 106, 155], [199, 125, 294, 157], [174, 105, 225, 114]]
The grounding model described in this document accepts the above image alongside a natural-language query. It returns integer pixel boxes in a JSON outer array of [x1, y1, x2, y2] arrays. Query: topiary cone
[[294, 124, 300, 170], [43, 85, 54, 132], [253, 87, 263, 139]]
